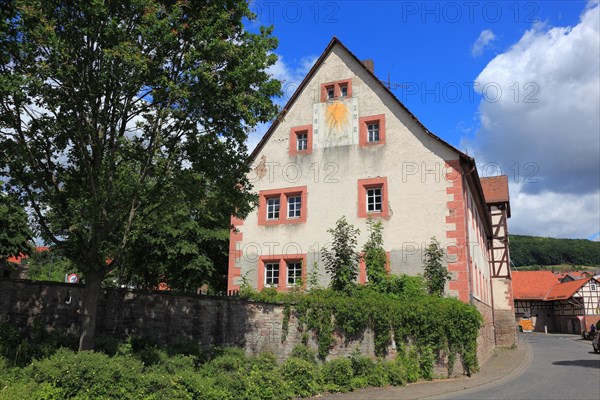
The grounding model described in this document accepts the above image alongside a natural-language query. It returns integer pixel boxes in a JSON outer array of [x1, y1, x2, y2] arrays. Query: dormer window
[[320, 79, 352, 102]]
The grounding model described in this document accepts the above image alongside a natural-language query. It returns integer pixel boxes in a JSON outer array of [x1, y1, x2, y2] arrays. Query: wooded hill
[[509, 234, 600, 267]]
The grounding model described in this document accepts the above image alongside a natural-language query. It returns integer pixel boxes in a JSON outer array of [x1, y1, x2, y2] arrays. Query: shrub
[[398, 347, 421, 383], [22, 348, 144, 398], [281, 357, 320, 398], [290, 344, 317, 364], [381, 360, 406, 386], [349, 352, 375, 377], [321, 357, 353, 393], [419, 345, 436, 380]]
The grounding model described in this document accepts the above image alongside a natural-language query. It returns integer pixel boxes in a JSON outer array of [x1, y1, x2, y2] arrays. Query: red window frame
[[358, 177, 389, 218], [289, 125, 313, 155], [320, 78, 353, 102], [258, 186, 308, 225], [359, 114, 386, 147], [257, 254, 307, 291]]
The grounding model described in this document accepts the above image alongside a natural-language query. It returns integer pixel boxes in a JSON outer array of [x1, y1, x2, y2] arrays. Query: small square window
[[592, 284, 597, 291], [366, 187, 382, 212], [287, 195, 301, 219], [297, 132, 308, 151], [287, 261, 302, 286], [265, 262, 279, 287], [340, 85, 348, 98], [327, 87, 335, 100], [367, 123, 380, 142], [266, 197, 280, 220]]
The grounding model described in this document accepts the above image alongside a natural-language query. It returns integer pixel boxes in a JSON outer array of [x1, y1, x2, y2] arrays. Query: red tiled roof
[[512, 271, 559, 300], [545, 278, 592, 301], [480, 176, 510, 204], [6, 246, 50, 264]]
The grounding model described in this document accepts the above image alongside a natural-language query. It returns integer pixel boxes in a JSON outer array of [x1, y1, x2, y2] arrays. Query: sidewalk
[[311, 343, 533, 400]]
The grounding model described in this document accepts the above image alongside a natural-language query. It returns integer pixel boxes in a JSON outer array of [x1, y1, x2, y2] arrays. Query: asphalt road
[[444, 333, 600, 400]]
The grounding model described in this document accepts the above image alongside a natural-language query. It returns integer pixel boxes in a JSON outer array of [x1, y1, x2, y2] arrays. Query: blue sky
[[246, 1, 600, 241]]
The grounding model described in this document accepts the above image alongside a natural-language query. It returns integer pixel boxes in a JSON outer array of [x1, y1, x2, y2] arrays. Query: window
[[359, 114, 386, 147], [258, 254, 307, 291], [264, 262, 279, 287], [591, 284, 597, 291], [266, 197, 280, 220], [358, 177, 389, 218], [367, 122, 380, 142], [287, 261, 302, 286], [340, 84, 348, 98], [327, 86, 335, 99], [289, 125, 313, 155], [297, 132, 308, 151], [320, 79, 352, 101], [287, 195, 301, 219], [259, 186, 307, 225], [366, 187, 382, 212]]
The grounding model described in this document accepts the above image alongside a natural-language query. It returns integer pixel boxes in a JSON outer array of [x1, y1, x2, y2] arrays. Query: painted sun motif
[[326, 101, 349, 132]]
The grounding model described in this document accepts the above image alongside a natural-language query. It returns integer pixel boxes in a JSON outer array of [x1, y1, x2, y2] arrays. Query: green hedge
[[1, 344, 425, 399]]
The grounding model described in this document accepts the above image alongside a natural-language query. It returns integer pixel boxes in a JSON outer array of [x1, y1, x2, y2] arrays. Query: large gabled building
[[228, 38, 516, 359]]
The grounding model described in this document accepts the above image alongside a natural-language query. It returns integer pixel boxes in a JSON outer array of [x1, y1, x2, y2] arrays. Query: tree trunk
[[79, 269, 103, 351]]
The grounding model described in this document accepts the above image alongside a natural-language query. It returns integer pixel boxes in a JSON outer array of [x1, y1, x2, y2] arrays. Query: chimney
[[362, 59, 374, 74]]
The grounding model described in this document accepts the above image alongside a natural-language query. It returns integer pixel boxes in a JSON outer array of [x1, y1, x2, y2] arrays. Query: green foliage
[[281, 357, 320, 398], [363, 219, 387, 288], [509, 234, 600, 267], [26, 250, 78, 282], [321, 357, 353, 393], [0, 0, 281, 348], [0, 322, 77, 367], [423, 237, 451, 297], [290, 344, 318, 364], [24, 349, 144, 398], [307, 261, 321, 290], [322, 216, 360, 292], [0, 187, 32, 268], [244, 284, 482, 373], [0, 327, 480, 399], [398, 347, 421, 383]]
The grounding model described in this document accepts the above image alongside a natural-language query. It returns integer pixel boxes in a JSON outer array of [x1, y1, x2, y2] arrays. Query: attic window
[[320, 79, 352, 102], [592, 284, 597, 291], [340, 84, 348, 98]]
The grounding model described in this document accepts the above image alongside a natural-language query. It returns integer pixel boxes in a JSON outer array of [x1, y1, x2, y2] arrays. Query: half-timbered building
[[512, 271, 600, 333]]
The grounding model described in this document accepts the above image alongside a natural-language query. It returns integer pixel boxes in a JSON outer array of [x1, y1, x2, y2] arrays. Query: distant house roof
[[553, 271, 593, 282], [6, 246, 50, 264], [545, 277, 593, 301], [512, 271, 559, 300]]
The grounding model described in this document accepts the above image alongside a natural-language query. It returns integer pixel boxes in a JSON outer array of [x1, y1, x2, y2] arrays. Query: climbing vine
[[241, 284, 483, 375]]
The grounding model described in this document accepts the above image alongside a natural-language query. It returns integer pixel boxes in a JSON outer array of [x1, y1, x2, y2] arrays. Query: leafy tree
[[362, 219, 387, 288], [0, 1, 280, 349], [0, 185, 32, 275], [323, 217, 360, 292], [423, 237, 450, 297], [26, 249, 78, 282]]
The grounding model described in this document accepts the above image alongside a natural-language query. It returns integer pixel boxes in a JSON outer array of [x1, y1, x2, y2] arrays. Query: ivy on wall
[[241, 284, 483, 376]]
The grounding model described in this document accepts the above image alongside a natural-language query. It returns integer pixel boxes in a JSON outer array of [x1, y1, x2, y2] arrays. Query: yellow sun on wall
[[326, 101, 349, 132]]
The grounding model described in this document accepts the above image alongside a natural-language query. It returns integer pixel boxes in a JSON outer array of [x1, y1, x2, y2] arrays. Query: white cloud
[[247, 53, 317, 152], [465, 3, 600, 238], [471, 29, 496, 57], [507, 183, 600, 239]]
